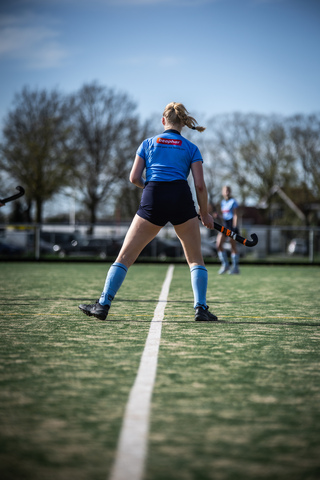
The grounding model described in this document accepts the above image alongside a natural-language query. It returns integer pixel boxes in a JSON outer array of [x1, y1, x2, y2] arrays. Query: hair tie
[[192, 126, 196, 130]]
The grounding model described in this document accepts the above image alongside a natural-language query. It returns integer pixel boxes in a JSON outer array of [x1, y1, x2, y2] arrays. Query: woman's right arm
[[129, 155, 146, 189]]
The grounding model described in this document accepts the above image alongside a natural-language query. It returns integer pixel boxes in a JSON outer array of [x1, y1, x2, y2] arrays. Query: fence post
[[35, 224, 40, 260], [309, 229, 314, 264]]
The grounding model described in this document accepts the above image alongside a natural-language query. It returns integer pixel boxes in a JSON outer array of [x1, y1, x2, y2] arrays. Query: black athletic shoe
[[78, 300, 110, 321], [195, 306, 218, 322]]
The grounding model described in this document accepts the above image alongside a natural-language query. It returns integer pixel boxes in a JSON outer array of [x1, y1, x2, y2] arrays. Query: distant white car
[[287, 238, 307, 255], [201, 236, 245, 258]]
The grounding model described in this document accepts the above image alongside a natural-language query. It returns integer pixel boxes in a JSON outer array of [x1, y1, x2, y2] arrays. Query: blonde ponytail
[[163, 102, 206, 132]]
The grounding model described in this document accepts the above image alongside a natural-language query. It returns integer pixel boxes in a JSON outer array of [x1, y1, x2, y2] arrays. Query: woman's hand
[[200, 212, 214, 229]]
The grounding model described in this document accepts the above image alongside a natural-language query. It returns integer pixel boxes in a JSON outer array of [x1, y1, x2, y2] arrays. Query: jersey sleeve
[[136, 140, 146, 160], [190, 145, 203, 164], [233, 199, 239, 209]]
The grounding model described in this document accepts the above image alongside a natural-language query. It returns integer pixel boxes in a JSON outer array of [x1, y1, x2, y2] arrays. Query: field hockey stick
[[214, 221, 258, 247], [0, 186, 25, 205], [198, 215, 258, 247]]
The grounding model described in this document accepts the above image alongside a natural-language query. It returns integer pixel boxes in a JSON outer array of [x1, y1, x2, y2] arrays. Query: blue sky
[[0, 0, 319, 130]]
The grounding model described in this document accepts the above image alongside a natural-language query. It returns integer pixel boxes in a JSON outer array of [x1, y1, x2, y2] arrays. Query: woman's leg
[[174, 217, 217, 321], [79, 215, 162, 319], [216, 231, 229, 274], [174, 216, 204, 268], [230, 238, 240, 274], [174, 217, 207, 308], [99, 215, 162, 305], [216, 231, 224, 252], [116, 214, 163, 268]]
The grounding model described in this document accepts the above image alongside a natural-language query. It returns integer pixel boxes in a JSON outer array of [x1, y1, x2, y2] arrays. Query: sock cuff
[[112, 262, 128, 272], [190, 265, 207, 273]]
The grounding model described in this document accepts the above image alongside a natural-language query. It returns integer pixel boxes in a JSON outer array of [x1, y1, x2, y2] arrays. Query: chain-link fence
[[1, 223, 319, 263]]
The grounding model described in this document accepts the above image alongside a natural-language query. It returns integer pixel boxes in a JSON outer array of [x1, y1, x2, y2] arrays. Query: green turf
[[0, 262, 319, 480]]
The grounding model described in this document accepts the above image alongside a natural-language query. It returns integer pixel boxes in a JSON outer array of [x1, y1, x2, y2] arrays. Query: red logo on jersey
[[157, 137, 182, 146]]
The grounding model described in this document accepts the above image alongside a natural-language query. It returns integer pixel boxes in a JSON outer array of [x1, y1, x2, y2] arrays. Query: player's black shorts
[[224, 219, 239, 234], [137, 180, 198, 226]]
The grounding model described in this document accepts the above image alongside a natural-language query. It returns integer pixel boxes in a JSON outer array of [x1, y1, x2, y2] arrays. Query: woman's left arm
[[232, 207, 238, 229], [191, 161, 214, 229], [129, 155, 146, 189]]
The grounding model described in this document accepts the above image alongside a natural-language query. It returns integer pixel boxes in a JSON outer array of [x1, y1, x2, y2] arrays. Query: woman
[[216, 185, 240, 274], [79, 102, 218, 321]]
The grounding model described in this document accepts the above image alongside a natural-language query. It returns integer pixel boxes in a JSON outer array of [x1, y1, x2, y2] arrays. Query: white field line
[[108, 265, 174, 480]]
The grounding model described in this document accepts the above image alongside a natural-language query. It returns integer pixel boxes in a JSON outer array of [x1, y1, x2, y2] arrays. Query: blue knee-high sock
[[99, 262, 128, 306], [231, 253, 239, 267], [190, 265, 208, 310], [218, 250, 229, 266]]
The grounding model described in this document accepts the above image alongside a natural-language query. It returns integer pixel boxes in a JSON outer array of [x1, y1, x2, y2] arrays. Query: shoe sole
[[78, 306, 107, 321], [195, 316, 218, 322]]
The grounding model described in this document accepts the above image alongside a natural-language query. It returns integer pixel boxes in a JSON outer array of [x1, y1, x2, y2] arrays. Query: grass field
[[0, 262, 320, 480]]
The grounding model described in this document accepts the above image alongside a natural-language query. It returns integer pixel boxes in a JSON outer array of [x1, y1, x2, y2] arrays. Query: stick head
[[16, 186, 25, 195], [246, 234, 258, 247], [0, 186, 25, 204]]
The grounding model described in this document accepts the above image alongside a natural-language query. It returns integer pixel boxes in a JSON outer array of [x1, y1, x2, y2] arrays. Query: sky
[[0, 0, 320, 133]]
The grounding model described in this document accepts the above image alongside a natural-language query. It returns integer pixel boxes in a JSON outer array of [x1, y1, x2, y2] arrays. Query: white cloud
[[0, 13, 69, 69], [25, 41, 69, 69]]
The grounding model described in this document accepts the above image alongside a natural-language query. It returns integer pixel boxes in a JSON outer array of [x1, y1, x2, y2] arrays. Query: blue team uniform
[[80, 121, 217, 320], [218, 196, 240, 274], [136, 129, 202, 226], [221, 198, 239, 225], [136, 129, 203, 182]]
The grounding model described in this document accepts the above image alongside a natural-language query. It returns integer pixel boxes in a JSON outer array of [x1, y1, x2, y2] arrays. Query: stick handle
[[0, 186, 25, 204]]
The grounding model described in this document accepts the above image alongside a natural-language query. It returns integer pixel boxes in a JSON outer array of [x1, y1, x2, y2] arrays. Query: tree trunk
[[36, 198, 43, 224]]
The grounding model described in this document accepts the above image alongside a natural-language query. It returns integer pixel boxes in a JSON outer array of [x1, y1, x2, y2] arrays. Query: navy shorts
[[224, 219, 239, 234], [137, 180, 198, 226]]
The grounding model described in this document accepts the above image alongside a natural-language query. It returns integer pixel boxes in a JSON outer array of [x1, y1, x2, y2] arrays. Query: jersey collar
[[163, 129, 181, 135]]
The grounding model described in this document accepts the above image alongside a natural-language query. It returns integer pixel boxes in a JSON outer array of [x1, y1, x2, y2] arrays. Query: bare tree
[[206, 113, 296, 205], [287, 113, 320, 198], [70, 82, 140, 228], [0, 87, 77, 222], [113, 116, 157, 220]]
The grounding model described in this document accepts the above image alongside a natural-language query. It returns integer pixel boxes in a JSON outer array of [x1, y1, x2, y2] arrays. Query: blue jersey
[[221, 197, 238, 221], [136, 129, 203, 182]]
